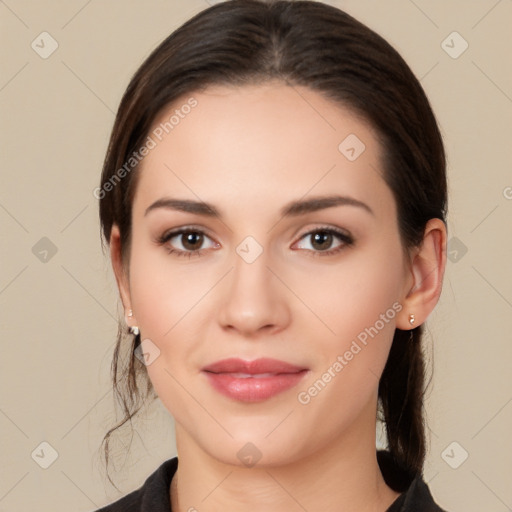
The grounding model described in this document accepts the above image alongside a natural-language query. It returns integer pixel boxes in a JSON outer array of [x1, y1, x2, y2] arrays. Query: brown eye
[[294, 227, 354, 257], [310, 231, 334, 251], [180, 232, 204, 251], [158, 228, 218, 258]]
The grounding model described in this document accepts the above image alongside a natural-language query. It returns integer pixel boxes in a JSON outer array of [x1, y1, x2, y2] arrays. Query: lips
[[202, 358, 309, 402], [203, 357, 306, 375]]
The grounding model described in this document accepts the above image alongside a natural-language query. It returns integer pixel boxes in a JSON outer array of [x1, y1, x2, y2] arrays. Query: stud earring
[[409, 314, 415, 326], [126, 309, 139, 335]]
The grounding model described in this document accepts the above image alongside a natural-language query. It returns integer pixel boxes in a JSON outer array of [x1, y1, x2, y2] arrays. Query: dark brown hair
[[98, 0, 446, 489]]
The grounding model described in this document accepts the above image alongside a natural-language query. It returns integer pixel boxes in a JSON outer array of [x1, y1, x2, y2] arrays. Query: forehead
[[132, 82, 393, 220]]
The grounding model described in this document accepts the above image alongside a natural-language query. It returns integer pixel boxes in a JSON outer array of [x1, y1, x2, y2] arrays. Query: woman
[[95, 0, 448, 510]]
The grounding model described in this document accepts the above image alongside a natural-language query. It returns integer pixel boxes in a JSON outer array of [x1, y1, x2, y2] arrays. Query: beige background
[[1, 0, 511, 510]]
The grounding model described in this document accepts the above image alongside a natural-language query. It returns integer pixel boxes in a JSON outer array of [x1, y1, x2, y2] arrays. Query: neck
[[170, 417, 400, 512]]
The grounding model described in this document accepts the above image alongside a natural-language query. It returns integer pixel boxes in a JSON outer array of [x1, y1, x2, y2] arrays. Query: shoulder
[[92, 457, 178, 512], [385, 477, 449, 512], [377, 451, 449, 512]]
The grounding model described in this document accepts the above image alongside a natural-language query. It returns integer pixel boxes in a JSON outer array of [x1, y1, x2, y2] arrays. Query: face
[[118, 82, 414, 467]]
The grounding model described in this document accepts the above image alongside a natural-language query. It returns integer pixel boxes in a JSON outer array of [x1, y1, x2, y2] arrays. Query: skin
[[110, 82, 447, 512]]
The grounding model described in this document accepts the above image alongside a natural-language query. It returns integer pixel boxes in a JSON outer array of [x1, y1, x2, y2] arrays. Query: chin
[[191, 422, 309, 469]]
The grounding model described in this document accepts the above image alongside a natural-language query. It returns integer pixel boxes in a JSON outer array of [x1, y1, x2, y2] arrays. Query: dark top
[[94, 451, 448, 511]]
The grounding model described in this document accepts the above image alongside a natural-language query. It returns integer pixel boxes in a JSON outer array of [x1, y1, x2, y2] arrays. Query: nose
[[217, 246, 291, 338]]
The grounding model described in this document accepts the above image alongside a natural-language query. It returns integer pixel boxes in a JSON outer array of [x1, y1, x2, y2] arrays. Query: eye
[[157, 228, 219, 258], [293, 227, 354, 257], [157, 225, 354, 259]]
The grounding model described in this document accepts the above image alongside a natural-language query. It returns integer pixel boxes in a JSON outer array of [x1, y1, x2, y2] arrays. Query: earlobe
[[110, 224, 137, 326], [397, 218, 447, 330]]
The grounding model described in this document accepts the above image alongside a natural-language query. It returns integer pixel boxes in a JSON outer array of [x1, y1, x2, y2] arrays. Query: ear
[[396, 218, 447, 330], [110, 224, 138, 328]]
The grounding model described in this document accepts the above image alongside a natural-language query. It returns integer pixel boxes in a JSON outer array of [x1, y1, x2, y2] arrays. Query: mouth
[[202, 358, 309, 402]]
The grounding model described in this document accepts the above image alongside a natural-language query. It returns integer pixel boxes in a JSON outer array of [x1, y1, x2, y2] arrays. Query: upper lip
[[202, 358, 307, 374]]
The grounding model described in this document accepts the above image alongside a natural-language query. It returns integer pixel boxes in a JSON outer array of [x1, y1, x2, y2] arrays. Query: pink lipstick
[[202, 357, 308, 402]]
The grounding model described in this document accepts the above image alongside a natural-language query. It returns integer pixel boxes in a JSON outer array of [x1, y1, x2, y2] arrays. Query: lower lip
[[203, 371, 308, 402]]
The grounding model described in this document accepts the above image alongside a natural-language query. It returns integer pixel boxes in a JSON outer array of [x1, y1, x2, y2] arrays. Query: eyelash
[[157, 225, 354, 259]]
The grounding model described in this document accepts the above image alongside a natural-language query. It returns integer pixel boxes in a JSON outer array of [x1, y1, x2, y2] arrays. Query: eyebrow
[[144, 194, 374, 218]]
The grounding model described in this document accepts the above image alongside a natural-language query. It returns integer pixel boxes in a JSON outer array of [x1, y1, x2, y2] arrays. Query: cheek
[[304, 235, 404, 347], [126, 241, 215, 407], [301, 235, 405, 401], [128, 224, 404, 372], [128, 223, 405, 362], [128, 239, 208, 338]]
